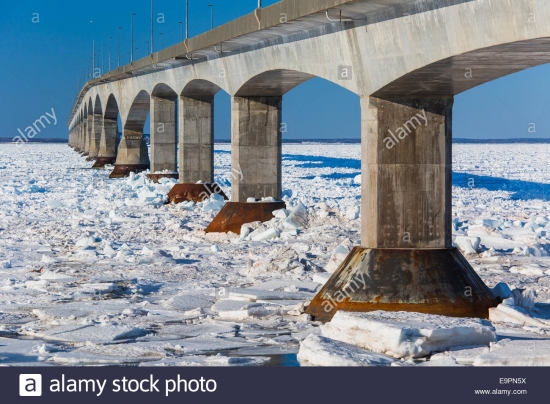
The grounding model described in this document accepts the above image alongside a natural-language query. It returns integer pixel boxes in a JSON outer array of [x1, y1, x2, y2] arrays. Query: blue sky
[[2, 0, 550, 140]]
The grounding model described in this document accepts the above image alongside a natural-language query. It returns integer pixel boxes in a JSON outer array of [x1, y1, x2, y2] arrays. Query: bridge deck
[[69, 0, 426, 123]]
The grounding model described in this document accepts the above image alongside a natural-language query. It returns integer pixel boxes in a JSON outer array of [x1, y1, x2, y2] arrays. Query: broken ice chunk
[[272, 208, 289, 219], [474, 339, 550, 366], [321, 311, 496, 359], [40, 271, 78, 283], [491, 282, 511, 300], [489, 303, 546, 327], [103, 244, 116, 258], [454, 236, 479, 254], [251, 228, 280, 242], [76, 236, 95, 248], [41, 254, 58, 264], [298, 334, 394, 366], [325, 245, 349, 273], [345, 206, 360, 220], [283, 202, 308, 230]]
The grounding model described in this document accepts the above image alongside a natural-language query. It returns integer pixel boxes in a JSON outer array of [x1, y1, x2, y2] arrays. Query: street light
[[179, 21, 184, 41], [118, 27, 122, 67], [108, 37, 112, 71], [97, 49, 101, 75], [258, 0, 261, 8], [131, 12, 136, 62], [102, 43, 105, 74], [92, 40, 95, 77], [208, 5, 213, 30], [151, 0, 155, 53], [185, 0, 189, 39]]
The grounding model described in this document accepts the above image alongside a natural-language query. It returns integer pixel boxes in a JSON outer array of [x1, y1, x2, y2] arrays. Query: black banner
[[7, 367, 546, 403]]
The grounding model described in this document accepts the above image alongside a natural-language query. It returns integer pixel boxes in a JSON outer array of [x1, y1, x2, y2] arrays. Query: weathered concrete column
[[81, 117, 89, 154], [87, 114, 103, 161], [306, 96, 497, 321], [93, 116, 118, 167], [110, 129, 150, 178], [83, 115, 93, 156], [361, 97, 453, 248], [150, 95, 177, 173], [231, 96, 282, 202], [179, 95, 214, 183], [78, 122, 84, 151]]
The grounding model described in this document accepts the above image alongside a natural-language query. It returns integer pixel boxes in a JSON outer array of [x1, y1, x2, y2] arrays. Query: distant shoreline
[[2, 138, 550, 144]]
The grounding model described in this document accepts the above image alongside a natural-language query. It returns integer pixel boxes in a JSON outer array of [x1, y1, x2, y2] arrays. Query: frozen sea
[[1, 142, 550, 367]]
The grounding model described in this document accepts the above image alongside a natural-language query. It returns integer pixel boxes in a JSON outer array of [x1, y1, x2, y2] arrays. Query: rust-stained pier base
[[307, 97, 497, 321], [205, 201, 285, 234]]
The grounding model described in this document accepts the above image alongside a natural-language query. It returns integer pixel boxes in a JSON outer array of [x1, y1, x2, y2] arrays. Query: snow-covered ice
[[2, 143, 550, 366], [297, 334, 394, 366], [320, 311, 496, 359]]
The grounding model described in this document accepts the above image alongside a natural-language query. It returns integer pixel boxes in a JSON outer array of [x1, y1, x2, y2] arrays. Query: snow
[[320, 311, 496, 359], [430, 346, 490, 365], [2, 142, 550, 366], [473, 339, 550, 366], [298, 334, 394, 366]]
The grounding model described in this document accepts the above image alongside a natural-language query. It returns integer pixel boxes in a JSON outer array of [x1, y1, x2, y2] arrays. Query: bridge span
[[68, 0, 550, 320]]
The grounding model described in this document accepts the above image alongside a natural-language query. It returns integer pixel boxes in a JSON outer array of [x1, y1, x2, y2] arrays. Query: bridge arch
[[149, 84, 178, 175], [94, 94, 121, 167], [175, 79, 226, 185], [110, 90, 151, 178]]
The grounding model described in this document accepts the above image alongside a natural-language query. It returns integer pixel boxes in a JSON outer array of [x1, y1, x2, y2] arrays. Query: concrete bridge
[[68, 0, 550, 320]]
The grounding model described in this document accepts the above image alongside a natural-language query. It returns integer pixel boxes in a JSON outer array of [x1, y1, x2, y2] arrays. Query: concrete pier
[[231, 96, 282, 202], [94, 96, 119, 167], [82, 113, 90, 156], [306, 97, 497, 321], [179, 94, 214, 184], [87, 113, 103, 161], [150, 88, 177, 175], [110, 91, 150, 178]]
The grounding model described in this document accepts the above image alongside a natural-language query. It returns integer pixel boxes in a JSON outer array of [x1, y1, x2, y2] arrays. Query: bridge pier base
[[82, 114, 92, 157], [87, 114, 102, 162], [231, 96, 282, 202], [306, 96, 497, 321], [149, 95, 177, 180], [207, 96, 283, 233], [109, 134, 150, 178], [93, 117, 118, 168], [167, 95, 216, 201]]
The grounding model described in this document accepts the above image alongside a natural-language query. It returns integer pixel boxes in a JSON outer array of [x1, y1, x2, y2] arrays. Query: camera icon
[[20, 374, 42, 396]]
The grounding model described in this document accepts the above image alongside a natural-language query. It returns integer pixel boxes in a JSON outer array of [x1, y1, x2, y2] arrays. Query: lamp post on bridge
[[92, 40, 94, 78], [185, 0, 189, 39], [97, 49, 101, 75], [208, 5, 213, 30], [108, 37, 112, 72], [131, 12, 136, 62], [151, 0, 155, 53], [118, 27, 122, 68]]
